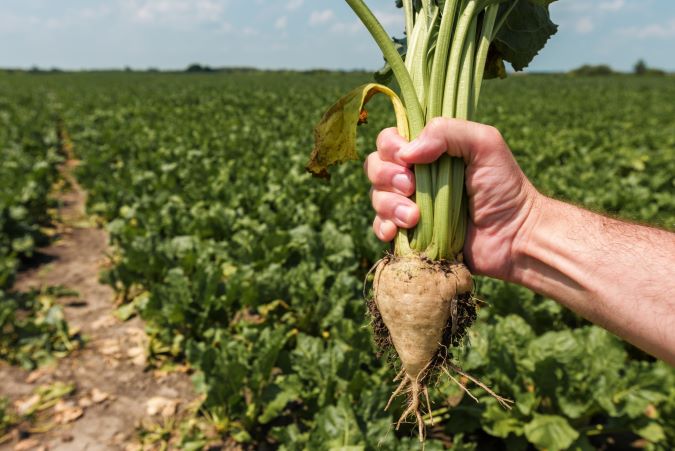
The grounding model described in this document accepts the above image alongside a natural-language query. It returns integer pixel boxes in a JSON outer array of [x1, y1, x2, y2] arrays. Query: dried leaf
[[14, 395, 40, 416], [306, 83, 408, 179], [146, 397, 179, 417], [91, 388, 110, 404]]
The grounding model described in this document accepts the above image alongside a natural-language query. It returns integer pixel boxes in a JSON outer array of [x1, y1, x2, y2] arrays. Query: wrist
[[508, 190, 549, 287]]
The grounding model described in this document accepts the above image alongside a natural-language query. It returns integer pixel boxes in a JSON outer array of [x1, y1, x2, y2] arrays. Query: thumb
[[399, 118, 492, 165], [398, 134, 447, 165]]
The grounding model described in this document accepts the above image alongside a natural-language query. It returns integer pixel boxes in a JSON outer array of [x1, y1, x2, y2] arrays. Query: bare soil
[[0, 160, 196, 450]]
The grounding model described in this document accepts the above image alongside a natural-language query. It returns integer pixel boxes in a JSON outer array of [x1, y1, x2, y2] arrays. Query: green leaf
[[115, 301, 136, 321], [523, 414, 579, 451], [306, 83, 408, 179], [493, 0, 558, 71], [482, 400, 524, 438], [258, 375, 302, 424], [311, 396, 364, 449], [636, 422, 666, 443]]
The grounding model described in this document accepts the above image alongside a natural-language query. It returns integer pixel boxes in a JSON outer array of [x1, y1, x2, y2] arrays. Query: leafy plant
[[0, 85, 77, 369], [0, 288, 79, 369], [5, 68, 672, 449], [307, 0, 560, 440]]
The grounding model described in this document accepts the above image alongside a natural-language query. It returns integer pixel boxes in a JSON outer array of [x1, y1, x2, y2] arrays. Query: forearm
[[511, 195, 675, 365]]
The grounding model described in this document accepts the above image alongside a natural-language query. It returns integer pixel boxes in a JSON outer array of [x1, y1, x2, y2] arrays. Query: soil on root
[[366, 255, 510, 442], [366, 255, 478, 369]]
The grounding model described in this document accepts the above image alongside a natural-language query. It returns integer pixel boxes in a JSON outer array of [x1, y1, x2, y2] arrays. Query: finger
[[376, 127, 410, 165], [398, 118, 504, 166], [371, 190, 419, 229], [373, 216, 397, 242], [364, 153, 415, 196]]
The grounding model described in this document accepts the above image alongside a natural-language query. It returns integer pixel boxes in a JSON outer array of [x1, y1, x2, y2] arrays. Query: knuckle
[[376, 127, 396, 151], [364, 153, 378, 181], [426, 117, 449, 134], [480, 125, 502, 144], [371, 190, 394, 216]]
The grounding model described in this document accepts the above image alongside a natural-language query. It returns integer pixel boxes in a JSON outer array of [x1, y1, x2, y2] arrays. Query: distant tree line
[[569, 59, 667, 77]]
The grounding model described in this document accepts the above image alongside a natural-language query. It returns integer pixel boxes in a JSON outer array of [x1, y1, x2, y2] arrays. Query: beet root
[[371, 255, 511, 440]]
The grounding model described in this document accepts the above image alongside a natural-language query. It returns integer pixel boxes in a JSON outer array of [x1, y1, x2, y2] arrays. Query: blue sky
[[1, 0, 674, 72]]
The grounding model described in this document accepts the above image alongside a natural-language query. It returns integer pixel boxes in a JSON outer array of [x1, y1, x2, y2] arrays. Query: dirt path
[[0, 158, 196, 450]]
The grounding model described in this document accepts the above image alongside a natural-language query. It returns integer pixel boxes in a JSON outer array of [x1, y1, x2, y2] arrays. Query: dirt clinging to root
[[367, 254, 509, 442], [367, 255, 477, 372]]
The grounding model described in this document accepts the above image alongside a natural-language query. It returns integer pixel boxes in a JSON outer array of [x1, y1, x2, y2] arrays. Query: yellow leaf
[[306, 83, 408, 178]]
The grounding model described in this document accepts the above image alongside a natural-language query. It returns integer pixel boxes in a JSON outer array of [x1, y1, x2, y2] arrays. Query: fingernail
[[379, 222, 388, 239], [394, 205, 414, 224], [392, 173, 412, 193]]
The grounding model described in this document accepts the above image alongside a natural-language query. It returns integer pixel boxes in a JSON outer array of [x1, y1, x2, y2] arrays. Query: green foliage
[[0, 91, 62, 287], [0, 396, 17, 438], [634, 59, 667, 77], [3, 71, 674, 449], [0, 82, 77, 369], [0, 288, 79, 369], [492, 0, 559, 71], [569, 65, 616, 76]]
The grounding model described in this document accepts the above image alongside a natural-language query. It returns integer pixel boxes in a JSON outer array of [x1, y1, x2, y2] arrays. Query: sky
[[1, 0, 674, 72]]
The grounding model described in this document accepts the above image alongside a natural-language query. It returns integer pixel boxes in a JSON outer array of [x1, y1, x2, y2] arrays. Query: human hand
[[364, 118, 541, 281]]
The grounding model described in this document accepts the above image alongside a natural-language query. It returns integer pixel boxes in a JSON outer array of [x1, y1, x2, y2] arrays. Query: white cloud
[[125, 0, 227, 27], [79, 5, 112, 20], [0, 13, 40, 33], [554, 0, 627, 14], [575, 17, 594, 34], [242, 26, 259, 37], [554, 0, 593, 13], [309, 9, 334, 26], [286, 0, 304, 11], [275, 16, 288, 30], [620, 18, 675, 39], [330, 20, 361, 34], [598, 0, 625, 12], [219, 21, 233, 33]]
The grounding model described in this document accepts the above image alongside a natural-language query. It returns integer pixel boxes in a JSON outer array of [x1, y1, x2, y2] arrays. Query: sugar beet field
[[1, 71, 675, 449]]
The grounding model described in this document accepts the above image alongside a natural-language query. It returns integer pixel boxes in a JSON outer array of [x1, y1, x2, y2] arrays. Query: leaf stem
[[345, 0, 424, 134], [427, 0, 460, 119], [403, 0, 414, 39], [441, 0, 478, 118], [473, 4, 500, 112], [345, 0, 433, 253]]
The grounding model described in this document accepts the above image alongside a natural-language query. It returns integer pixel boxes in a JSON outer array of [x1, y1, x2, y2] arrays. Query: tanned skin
[[365, 118, 675, 365]]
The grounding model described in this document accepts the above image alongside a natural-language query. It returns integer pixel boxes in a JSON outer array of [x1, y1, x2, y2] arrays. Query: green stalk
[[429, 9, 477, 260], [450, 190, 467, 255], [444, 13, 477, 257], [473, 4, 500, 111], [345, 0, 424, 132], [441, 0, 479, 118], [427, 154, 452, 259], [427, 0, 460, 119], [423, 0, 477, 259], [405, 11, 430, 111], [456, 14, 477, 120], [402, 0, 414, 40], [345, 0, 434, 254], [422, 0, 433, 17]]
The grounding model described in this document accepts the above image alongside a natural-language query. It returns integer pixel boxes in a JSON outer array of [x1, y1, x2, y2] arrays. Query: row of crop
[[52, 72, 675, 449], [0, 78, 76, 369]]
